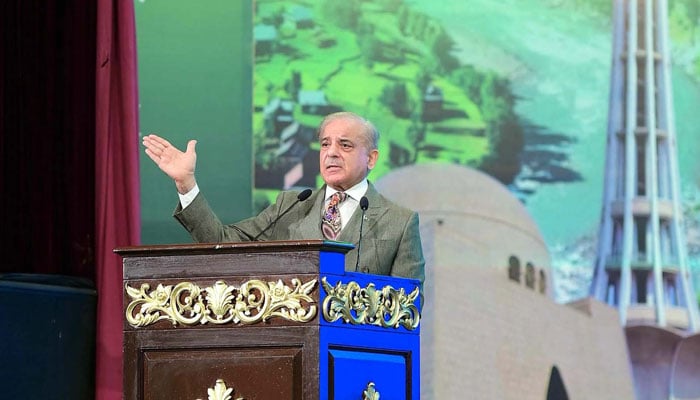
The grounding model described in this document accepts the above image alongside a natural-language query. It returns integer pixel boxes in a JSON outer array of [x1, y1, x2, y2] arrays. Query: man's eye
[[321, 142, 329, 147], [341, 143, 352, 149]]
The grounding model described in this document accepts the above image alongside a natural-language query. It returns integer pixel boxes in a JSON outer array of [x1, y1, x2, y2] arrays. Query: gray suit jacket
[[173, 183, 425, 286]]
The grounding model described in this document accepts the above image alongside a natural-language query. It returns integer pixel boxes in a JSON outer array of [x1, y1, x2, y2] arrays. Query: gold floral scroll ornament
[[125, 278, 317, 328], [321, 277, 420, 330], [363, 382, 380, 400], [195, 379, 244, 400]]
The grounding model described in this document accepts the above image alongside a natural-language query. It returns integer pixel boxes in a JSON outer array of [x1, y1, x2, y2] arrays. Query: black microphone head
[[297, 188, 313, 201], [360, 196, 369, 210]]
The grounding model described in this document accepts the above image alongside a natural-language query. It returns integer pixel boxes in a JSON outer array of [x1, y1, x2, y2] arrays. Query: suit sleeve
[[173, 191, 289, 243], [390, 211, 425, 288]]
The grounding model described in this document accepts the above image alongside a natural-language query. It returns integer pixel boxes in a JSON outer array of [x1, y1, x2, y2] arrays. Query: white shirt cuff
[[178, 184, 200, 209]]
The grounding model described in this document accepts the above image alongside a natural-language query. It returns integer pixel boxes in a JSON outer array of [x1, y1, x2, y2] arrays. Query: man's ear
[[367, 149, 379, 170]]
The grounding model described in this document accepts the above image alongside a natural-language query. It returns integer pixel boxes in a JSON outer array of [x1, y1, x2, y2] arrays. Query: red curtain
[[2, 1, 141, 397], [95, 0, 141, 398]]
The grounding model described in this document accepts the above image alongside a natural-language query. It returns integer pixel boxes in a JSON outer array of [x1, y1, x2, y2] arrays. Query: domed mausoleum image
[[376, 163, 636, 400]]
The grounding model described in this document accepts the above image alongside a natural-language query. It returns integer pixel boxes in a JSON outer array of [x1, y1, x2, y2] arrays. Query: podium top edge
[[114, 239, 355, 257]]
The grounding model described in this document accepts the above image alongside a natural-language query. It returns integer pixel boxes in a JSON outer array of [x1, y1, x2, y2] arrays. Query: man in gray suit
[[142, 111, 424, 286]]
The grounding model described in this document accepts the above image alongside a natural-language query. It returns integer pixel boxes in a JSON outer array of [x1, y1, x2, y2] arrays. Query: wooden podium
[[116, 240, 421, 400]]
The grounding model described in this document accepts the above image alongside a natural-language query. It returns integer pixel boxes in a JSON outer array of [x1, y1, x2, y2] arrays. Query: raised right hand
[[143, 134, 198, 194]]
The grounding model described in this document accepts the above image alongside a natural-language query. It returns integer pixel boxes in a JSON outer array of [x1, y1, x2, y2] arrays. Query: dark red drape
[[2, 1, 141, 398], [94, 0, 141, 398]]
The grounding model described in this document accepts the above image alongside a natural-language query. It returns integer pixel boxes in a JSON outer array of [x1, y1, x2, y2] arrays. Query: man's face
[[319, 117, 378, 191]]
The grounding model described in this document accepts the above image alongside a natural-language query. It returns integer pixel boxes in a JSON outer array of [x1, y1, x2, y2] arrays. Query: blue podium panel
[[329, 348, 408, 399], [318, 247, 352, 276], [323, 330, 416, 400], [319, 270, 421, 400]]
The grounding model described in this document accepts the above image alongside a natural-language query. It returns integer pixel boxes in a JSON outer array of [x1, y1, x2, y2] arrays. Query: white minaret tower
[[590, 0, 699, 332]]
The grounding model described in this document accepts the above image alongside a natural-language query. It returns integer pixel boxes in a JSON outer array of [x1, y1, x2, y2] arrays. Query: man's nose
[[326, 142, 340, 156]]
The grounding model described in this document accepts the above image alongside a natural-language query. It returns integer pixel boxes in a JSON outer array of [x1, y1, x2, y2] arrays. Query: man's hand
[[143, 134, 198, 194]]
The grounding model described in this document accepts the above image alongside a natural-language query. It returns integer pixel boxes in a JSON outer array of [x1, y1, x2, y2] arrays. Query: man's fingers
[[144, 148, 161, 164], [152, 135, 172, 148], [143, 134, 173, 152]]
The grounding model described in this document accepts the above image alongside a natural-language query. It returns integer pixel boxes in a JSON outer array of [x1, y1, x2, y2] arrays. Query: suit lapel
[[337, 182, 387, 243], [288, 187, 325, 239]]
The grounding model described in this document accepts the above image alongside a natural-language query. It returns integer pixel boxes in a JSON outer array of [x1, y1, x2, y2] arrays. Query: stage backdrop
[[136, 0, 700, 303], [135, 0, 253, 244]]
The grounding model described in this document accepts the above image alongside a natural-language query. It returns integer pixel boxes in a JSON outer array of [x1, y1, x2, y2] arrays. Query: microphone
[[252, 189, 313, 241], [354, 196, 369, 272]]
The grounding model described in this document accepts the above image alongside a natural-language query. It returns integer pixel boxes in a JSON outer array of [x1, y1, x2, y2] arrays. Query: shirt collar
[[325, 179, 368, 202]]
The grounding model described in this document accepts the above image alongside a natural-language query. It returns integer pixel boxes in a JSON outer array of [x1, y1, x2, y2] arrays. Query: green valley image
[[252, 0, 700, 301]]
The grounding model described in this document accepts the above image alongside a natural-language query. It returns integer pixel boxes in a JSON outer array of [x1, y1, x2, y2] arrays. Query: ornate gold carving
[[363, 382, 380, 400], [125, 278, 317, 328], [321, 277, 420, 330], [195, 379, 244, 400]]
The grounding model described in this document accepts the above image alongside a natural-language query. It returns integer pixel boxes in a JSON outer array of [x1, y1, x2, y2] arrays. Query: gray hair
[[317, 111, 379, 150]]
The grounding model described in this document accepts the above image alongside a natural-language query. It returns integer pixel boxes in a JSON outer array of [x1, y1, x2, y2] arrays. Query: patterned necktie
[[322, 192, 347, 240]]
